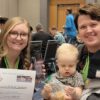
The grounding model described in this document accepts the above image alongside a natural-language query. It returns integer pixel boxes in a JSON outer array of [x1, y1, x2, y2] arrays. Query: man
[[32, 23, 53, 58], [49, 26, 66, 45], [65, 8, 77, 44]]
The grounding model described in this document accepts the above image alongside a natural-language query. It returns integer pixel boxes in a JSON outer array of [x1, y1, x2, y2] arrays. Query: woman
[[0, 17, 31, 69], [75, 3, 100, 100]]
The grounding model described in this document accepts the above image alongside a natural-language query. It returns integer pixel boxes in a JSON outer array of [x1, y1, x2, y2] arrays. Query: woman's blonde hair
[[0, 17, 31, 69], [56, 43, 79, 60]]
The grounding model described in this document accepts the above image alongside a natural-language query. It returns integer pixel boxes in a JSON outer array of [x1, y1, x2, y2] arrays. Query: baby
[[41, 43, 84, 100]]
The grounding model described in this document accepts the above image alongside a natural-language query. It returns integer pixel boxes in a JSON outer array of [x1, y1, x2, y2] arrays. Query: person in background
[[30, 26, 33, 32], [0, 17, 32, 69], [74, 3, 100, 100], [41, 43, 84, 100], [0, 17, 8, 33], [65, 8, 77, 44], [0, 17, 8, 44], [32, 23, 53, 58], [49, 26, 66, 45]]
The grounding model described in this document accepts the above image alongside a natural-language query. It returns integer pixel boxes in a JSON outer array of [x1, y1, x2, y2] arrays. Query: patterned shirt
[[45, 71, 84, 87]]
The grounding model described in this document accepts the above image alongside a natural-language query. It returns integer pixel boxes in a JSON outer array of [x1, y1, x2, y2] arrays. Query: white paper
[[0, 68, 36, 100]]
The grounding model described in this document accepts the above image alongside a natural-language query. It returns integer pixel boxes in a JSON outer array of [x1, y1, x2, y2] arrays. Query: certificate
[[0, 68, 36, 100]]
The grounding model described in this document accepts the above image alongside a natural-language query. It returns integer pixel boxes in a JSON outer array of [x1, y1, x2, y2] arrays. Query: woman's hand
[[42, 64, 46, 76]]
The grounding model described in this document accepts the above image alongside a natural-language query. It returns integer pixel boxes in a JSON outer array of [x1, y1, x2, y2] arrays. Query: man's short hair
[[67, 8, 72, 13], [51, 26, 57, 30], [35, 23, 43, 32]]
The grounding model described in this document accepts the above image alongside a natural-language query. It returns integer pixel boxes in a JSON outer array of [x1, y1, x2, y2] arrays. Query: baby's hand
[[41, 84, 52, 99], [44, 84, 52, 93], [64, 94, 73, 100], [64, 86, 76, 96], [52, 91, 73, 100]]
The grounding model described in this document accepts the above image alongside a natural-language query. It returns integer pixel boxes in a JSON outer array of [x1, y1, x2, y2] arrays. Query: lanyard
[[4, 56, 19, 69], [81, 54, 89, 82]]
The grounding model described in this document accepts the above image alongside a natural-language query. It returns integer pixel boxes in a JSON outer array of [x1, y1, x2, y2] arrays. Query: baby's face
[[57, 56, 78, 77]]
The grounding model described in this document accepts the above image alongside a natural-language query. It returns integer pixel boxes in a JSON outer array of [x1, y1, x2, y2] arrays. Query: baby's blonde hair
[[56, 43, 79, 60]]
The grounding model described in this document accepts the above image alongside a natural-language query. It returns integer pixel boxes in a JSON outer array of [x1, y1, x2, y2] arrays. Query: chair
[[30, 41, 42, 58], [44, 40, 58, 76]]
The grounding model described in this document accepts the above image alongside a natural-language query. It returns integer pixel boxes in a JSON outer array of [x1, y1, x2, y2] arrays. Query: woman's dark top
[[77, 45, 100, 79], [0, 57, 24, 69]]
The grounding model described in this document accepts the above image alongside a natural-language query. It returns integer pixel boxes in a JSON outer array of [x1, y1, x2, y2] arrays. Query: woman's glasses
[[9, 31, 28, 40]]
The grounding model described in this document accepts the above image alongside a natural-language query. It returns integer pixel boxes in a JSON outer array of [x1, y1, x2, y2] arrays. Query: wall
[[18, 0, 49, 31], [97, 0, 100, 4], [0, 0, 18, 18], [40, 0, 49, 31], [0, 0, 41, 30], [18, 0, 40, 30], [86, 0, 98, 3]]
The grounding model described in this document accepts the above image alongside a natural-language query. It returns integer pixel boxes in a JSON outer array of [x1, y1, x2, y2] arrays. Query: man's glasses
[[9, 31, 28, 40]]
